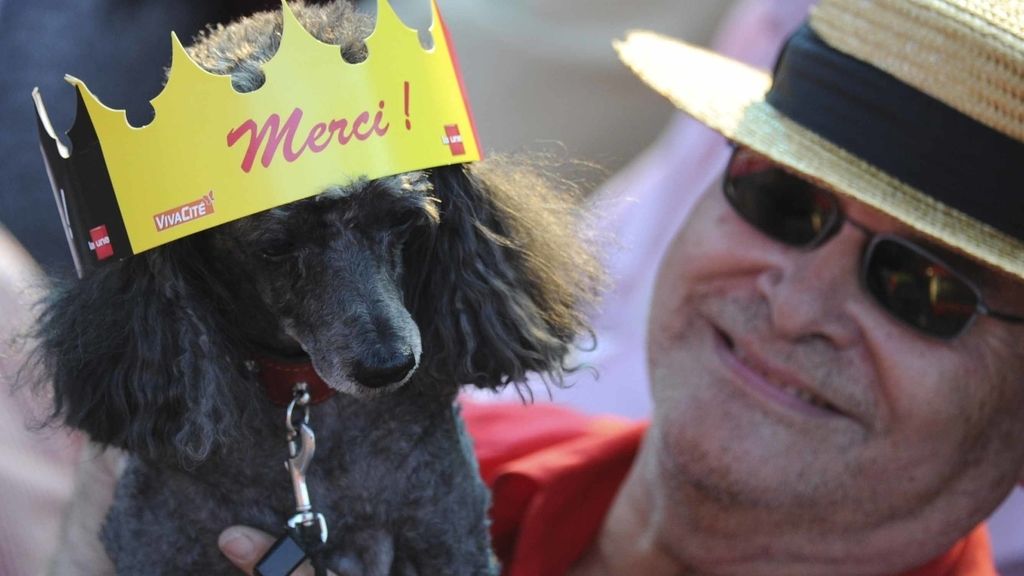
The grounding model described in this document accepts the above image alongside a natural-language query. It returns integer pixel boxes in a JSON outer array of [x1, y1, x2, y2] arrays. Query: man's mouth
[[716, 327, 844, 418]]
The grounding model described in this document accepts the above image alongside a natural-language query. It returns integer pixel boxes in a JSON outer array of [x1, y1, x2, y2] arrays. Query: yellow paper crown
[[34, 0, 481, 275]]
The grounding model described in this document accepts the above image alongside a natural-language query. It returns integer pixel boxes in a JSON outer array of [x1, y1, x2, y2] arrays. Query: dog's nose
[[352, 352, 416, 388]]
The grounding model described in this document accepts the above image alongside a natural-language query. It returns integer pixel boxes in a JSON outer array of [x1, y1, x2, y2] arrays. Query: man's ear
[[405, 158, 604, 390]]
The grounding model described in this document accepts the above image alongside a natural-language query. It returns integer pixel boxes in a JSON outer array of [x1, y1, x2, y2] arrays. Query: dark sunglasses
[[723, 147, 1024, 339]]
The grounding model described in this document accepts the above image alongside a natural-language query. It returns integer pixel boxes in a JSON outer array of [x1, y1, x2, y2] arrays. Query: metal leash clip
[[254, 382, 330, 576], [285, 382, 328, 544]]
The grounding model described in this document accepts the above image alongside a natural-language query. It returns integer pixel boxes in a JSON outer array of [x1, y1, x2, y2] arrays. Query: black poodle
[[30, 2, 602, 574]]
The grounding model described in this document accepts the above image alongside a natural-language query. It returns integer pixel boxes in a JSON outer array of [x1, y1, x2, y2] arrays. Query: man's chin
[[649, 319, 848, 511]]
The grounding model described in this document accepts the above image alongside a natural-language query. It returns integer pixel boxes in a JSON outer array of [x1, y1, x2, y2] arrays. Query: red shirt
[[461, 401, 996, 576]]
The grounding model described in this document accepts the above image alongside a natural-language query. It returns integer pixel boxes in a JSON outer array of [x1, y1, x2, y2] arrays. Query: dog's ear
[[34, 238, 249, 463], [408, 157, 603, 390]]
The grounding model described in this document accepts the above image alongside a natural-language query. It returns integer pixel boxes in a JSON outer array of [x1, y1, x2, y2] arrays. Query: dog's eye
[[258, 239, 296, 260], [393, 208, 432, 234], [390, 220, 415, 239]]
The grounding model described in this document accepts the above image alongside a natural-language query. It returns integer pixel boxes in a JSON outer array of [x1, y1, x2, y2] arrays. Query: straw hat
[[615, 0, 1024, 280]]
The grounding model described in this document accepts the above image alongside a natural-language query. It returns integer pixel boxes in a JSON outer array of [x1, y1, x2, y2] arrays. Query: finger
[[218, 526, 334, 576], [219, 526, 277, 574]]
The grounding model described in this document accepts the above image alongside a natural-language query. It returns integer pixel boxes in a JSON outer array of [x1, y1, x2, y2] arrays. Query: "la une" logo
[[88, 225, 114, 261], [441, 124, 465, 156]]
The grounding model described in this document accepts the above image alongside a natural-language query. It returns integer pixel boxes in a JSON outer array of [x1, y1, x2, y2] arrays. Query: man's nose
[[755, 225, 865, 347]]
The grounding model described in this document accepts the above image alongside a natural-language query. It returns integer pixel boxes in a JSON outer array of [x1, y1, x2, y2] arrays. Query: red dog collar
[[252, 357, 337, 407]]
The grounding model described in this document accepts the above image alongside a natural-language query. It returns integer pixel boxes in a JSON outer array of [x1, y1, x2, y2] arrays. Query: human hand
[[49, 443, 122, 576], [218, 526, 337, 576]]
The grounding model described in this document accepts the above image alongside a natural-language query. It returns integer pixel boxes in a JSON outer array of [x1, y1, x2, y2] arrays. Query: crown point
[[266, 0, 339, 80], [165, 30, 211, 81], [169, 32, 189, 62], [367, 0, 418, 53], [147, 29, 228, 127], [32, 87, 71, 158], [376, 0, 404, 31], [429, 0, 441, 27], [280, 0, 298, 25], [161, 31, 214, 88], [425, 0, 447, 52], [279, 0, 310, 45], [376, 0, 398, 21]]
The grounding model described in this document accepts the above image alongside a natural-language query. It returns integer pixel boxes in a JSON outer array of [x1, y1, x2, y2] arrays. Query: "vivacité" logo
[[154, 191, 215, 232]]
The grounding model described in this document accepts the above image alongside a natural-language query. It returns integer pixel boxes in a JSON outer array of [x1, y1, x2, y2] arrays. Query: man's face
[[646, 168, 1024, 570]]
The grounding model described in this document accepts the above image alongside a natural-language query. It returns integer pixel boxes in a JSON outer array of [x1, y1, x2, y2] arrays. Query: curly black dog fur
[[31, 2, 602, 574]]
